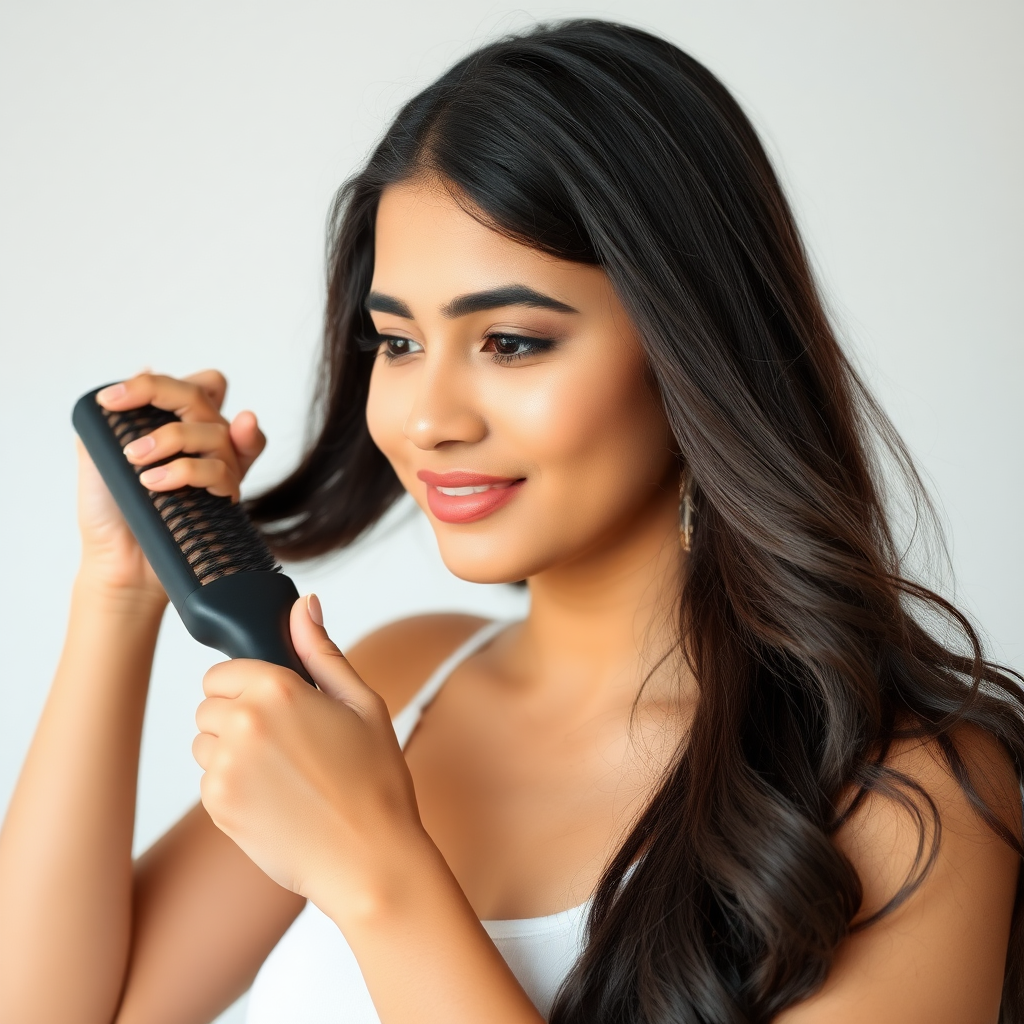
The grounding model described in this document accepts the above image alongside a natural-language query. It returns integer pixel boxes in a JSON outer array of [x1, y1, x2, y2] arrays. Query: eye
[[379, 336, 423, 360], [482, 333, 556, 364]]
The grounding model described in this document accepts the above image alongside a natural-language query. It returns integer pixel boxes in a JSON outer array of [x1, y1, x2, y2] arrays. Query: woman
[[0, 19, 1021, 1024]]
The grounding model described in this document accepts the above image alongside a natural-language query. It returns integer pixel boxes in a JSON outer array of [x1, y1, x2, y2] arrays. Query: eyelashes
[[354, 332, 387, 353], [376, 336, 423, 360], [357, 332, 558, 364], [482, 333, 557, 364]]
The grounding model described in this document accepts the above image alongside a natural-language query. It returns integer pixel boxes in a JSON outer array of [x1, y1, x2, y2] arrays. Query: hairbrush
[[73, 385, 313, 684]]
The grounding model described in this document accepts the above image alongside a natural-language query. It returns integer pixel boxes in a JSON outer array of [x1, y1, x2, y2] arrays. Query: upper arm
[[777, 727, 1021, 1024], [116, 803, 305, 1024], [344, 613, 490, 717]]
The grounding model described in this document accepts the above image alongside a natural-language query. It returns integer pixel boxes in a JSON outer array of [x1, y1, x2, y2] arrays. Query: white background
[[1, 2, 1021, 1021]]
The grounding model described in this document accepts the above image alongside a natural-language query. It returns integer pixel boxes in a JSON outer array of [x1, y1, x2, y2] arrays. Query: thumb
[[290, 595, 372, 707], [229, 410, 266, 474]]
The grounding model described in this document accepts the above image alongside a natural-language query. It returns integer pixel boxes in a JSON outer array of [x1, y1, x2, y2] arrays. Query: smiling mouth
[[416, 471, 524, 524], [436, 482, 512, 496]]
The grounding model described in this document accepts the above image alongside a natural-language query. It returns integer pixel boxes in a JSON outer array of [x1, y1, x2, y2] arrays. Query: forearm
[[0, 572, 165, 1023], [191, 606, 545, 1022], [324, 829, 544, 1024]]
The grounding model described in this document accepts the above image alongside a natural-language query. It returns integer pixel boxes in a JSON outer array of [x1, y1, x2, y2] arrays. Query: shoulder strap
[[391, 620, 509, 750]]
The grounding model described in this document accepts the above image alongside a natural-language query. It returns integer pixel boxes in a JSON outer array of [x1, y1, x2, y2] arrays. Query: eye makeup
[[481, 333, 558, 363], [358, 330, 560, 364]]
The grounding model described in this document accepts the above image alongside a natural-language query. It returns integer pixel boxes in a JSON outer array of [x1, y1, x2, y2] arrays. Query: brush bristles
[[102, 405, 279, 585]]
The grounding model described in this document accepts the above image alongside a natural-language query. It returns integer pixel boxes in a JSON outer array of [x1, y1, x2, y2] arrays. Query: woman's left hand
[[192, 595, 426, 921]]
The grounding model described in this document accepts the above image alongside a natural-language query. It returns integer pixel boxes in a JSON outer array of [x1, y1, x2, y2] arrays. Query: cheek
[[495, 358, 669, 494], [365, 363, 414, 486]]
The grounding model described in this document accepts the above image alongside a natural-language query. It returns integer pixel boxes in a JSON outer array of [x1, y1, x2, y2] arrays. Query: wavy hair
[[248, 20, 1024, 1022]]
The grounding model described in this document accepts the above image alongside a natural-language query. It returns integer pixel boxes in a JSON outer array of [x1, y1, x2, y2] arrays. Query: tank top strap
[[391, 619, 510, 750]]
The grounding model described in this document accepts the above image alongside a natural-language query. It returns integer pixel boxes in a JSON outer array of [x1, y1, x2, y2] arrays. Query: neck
[[516, 485, 686, 704]]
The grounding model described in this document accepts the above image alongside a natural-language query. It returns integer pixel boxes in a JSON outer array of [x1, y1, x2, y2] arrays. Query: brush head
[[101, 403, 279, 585]]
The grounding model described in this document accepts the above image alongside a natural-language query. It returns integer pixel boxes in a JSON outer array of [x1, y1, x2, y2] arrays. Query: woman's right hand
[[77, 369, 266, 600]]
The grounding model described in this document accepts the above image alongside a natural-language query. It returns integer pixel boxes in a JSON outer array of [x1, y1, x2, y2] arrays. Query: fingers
[[182, 369, 228, 411], [138, 456, 236, 498], [96, 376, 268, 503], [96, 372, 226, 424], [289, 595, 379, 710], [291, 595, 346, 664], [122, 419, 242, 499], [229, 411, 267, 475], [192, 694, 236, 772], [123, 420, 232, 466], [194, 694, 234, 738], [98, 374, 267, 501], [192, 731, 215, 770], [202, 658, 307, 702]]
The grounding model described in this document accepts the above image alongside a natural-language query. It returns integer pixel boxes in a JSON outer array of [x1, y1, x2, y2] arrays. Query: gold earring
[[679, 471, 695, 552]]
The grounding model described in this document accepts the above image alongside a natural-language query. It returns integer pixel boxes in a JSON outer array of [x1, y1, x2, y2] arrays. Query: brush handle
[[182, 572, 313, 684]]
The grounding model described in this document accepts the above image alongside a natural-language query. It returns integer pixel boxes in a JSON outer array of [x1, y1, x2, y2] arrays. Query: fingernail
[[306, 593, 323, 626], [139, 466, 167, 485], [124, 435, 156, 459], [96, 383, 126, 404]]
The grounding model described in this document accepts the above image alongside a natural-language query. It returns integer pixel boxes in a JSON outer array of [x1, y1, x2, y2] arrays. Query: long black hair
[[248, 20, 1024, 1022]]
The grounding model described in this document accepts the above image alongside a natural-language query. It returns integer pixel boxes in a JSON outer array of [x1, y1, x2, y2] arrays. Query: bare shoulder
[[779, 724, 1021, 1023], [838, 724, 1021, 919], [344, 613, 491, 717]]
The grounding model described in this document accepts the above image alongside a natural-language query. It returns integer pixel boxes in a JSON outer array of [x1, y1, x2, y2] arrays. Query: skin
[[0, 175, 1018, 1024]]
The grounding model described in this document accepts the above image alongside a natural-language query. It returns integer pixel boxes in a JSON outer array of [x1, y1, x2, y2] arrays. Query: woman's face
[[365, 177, 677, 585]]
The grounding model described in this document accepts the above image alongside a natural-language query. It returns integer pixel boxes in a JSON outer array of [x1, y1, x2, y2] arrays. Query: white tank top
[[245, 621, 589, 1023]]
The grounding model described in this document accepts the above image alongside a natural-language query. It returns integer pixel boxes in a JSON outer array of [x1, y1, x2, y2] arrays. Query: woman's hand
[[78, 370, 266, 599], [192, 596, 429, 924]]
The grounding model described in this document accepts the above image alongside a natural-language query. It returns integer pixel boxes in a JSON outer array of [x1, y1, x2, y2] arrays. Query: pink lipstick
[[417, 470, 524, 524]]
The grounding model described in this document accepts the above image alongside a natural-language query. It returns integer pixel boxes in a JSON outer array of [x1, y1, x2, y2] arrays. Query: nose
[[403, 352, 487, 450]]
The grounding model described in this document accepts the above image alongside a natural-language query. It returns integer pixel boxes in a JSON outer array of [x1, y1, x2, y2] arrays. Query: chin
[[431, 527, 547, 586], [434, 545, 535, 586]]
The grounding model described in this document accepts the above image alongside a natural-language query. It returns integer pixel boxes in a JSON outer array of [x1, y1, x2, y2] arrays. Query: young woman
[[1, 19, 1021, 1024]]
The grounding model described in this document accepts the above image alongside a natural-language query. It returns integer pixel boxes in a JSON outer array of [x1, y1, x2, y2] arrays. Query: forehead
[[372, 178, 597, 305]]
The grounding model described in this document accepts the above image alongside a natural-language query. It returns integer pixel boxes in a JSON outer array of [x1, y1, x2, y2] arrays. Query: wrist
[[316, 823, 453, 935], [313, 825, 544, 1024], [72, 566, 169, 620]]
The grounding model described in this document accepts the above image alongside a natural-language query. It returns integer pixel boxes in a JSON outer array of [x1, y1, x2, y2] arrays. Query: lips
[[417, 470, 524, 524]]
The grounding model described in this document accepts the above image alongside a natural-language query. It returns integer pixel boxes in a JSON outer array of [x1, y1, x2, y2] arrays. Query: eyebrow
[[364, 284, 579, 320], [364, 292, 414, 318]]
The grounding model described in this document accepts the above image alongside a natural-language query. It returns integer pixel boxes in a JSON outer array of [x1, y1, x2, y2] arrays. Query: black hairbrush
[[73, 385, 313, 684]]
